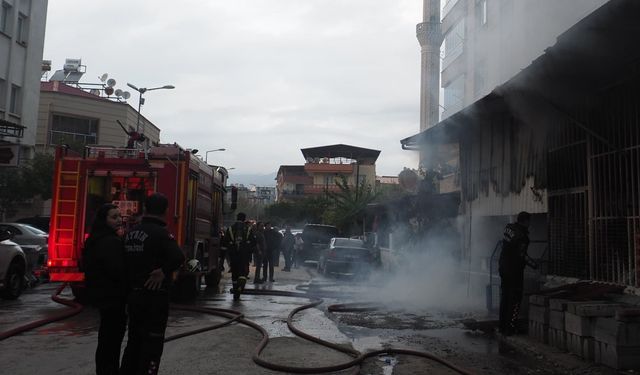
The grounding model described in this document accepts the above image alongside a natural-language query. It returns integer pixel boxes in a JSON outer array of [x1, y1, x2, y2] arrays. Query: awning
[[401, 0, 640, 149]]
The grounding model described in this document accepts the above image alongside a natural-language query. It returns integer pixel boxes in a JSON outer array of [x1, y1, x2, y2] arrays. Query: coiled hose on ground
[[0, 284, 474, 375]]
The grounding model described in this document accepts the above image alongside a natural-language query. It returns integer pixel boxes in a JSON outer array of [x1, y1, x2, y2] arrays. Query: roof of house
[[301, 144, 381, 165]]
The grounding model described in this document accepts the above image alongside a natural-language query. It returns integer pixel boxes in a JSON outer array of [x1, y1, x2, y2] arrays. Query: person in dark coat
[[263, 223, 282, 282], [281, 226, 295, 272], [120, 193, 185, 375], [499, 211, 538, 335], [253, 222, 266, 284], [222, 212, 256, 300], [83, 203, 127, 375]]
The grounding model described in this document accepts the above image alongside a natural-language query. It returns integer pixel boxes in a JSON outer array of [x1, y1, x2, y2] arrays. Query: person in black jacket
[[120, 193, 185, 375], [499, 211, 537, 335], [83, 203, 127, 375], [222, 212, 256, 301], [263, 223, 282, 282]]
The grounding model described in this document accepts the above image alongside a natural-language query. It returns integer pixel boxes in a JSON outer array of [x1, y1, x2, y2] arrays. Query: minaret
[[416, 0, 442, 131]]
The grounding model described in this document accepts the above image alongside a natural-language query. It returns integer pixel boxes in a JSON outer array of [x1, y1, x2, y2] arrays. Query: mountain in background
[[228, 172, 277, 187]]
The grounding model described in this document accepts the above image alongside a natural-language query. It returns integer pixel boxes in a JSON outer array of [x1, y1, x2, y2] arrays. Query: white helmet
[[186, 259, 201, 273]]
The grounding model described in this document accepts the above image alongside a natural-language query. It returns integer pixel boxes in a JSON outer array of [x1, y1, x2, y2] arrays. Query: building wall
[[0, 0, 48, 160], [36, 90, 161, 151], [440, 0, 608, 118]]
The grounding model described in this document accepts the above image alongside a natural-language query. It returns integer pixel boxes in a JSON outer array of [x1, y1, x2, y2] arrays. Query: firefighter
[[499, 211, 537, 335], [222, 212, 256, 300], [120, 193, 185, 375]]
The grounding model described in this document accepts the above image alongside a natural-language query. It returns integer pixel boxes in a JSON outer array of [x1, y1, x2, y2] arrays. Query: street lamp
[[205, 148, 226, 163], [126, 83, 175, 134]]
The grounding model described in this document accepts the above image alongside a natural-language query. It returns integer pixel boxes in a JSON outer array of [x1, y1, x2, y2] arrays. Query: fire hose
[[0, 283, 83, 341], [0, 285, 475, 375]]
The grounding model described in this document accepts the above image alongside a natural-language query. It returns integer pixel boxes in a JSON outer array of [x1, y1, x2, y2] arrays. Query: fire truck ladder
[[51, 159, 82, 268]]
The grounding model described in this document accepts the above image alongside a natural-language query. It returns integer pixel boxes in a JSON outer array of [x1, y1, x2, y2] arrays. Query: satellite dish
[[106, 78, 116, 87], [99, 73, 108, 82], [89, 89, 101, 96], [122, 91, 131, 100], [105, 87, 114, 96], [115, 89, 123, 97]]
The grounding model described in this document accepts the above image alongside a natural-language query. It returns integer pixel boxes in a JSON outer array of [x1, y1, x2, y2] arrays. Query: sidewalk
[[501, 332, 621, 374]]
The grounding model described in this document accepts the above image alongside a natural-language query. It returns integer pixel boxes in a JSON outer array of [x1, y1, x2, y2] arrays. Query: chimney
[[417, 0, 442, 132]]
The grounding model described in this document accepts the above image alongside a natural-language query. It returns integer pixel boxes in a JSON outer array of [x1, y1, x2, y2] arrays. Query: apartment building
[[440, 0, 607, 119], [0, 0, 47, 165]]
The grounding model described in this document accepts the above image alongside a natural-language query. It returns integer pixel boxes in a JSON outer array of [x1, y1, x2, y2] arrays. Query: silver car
[[0, 230, 27, 299], [0, 223, 48, 279]]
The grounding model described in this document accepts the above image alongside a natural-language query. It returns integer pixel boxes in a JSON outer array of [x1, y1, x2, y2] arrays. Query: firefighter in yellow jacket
[[222, 212, 256, 301]]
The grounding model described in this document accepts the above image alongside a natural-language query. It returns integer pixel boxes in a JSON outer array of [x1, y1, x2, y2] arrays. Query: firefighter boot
[[231, 282, 240, 301], [238, 276, 247, 293]]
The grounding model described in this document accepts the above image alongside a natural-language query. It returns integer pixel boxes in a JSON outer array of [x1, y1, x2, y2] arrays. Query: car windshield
[[18, 224, 48, 236], [303, 225, 338, 244], [333, 238, 364, 248]]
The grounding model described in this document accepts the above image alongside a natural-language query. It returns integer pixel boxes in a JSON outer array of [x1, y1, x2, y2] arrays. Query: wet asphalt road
[[0, 264, 619, 374]]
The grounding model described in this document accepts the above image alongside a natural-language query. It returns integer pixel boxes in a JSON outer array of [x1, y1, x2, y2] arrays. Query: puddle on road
[[379, 355, 398, 375]]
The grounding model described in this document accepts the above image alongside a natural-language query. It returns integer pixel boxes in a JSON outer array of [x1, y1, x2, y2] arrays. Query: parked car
[[0, 223, 49, 280], [0, 230, 27, 299], [317, 237, 374, 276], [300, 224, 339, 263], [16, 216, 50, 233]]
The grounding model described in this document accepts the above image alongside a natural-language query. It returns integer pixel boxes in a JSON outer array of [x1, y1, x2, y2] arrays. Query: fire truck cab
[[47, 144, 226, 299]]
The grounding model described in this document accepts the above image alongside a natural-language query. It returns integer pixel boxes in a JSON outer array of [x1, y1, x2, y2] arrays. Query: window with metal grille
[[49, 114, 98, 146]]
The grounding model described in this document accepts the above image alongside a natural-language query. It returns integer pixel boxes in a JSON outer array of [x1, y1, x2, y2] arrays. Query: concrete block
[[529, 294, 550, 307], [594, 317, 640, 347], [595, 341, 640, 370], [616, 308, 640, 323], [529, 305, 549, 324], [573, 303, 621, 317], [549, 310, 565, 330], [567, 332, 595, 361], [528, 320, 549, 344], [566, 301, 606, 316], [565, 312, 596, 337], [549, 298, 570, 311], [548, 327, 567, 350]]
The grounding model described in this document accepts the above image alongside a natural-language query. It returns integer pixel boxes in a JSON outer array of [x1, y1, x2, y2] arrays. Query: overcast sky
[[43, 0, 422, 179]]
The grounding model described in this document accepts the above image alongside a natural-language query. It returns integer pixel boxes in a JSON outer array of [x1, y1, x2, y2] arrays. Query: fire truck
[[46, 144, 227, 299]]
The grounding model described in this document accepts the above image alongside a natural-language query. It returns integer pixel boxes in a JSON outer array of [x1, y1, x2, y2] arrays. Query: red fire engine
[[46, 144, 226, 298]]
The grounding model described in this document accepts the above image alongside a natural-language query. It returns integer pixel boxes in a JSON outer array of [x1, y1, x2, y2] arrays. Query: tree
[[0, 153, 54, 219], [325, 175, 378, 236]]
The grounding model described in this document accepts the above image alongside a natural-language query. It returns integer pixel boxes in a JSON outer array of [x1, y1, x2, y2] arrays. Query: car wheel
[[1, 262, 25, 300]]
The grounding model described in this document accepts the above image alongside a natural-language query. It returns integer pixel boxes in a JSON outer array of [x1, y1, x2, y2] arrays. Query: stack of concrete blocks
[[593, 308, 640, 370], [528, 294, 550, 343], [564, 302, 621, 361], [548, 298, 569, 350]]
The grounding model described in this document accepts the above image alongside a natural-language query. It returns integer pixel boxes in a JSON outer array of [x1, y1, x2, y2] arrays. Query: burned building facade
[[402, 0, 640, 289]]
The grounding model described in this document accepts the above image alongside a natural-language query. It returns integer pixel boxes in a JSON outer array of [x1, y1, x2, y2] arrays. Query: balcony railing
[[304, 184, 344, 195], [304, 162, 354, 174]]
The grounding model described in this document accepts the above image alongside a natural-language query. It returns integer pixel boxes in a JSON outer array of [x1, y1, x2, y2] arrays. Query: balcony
[[304, 162, 354, 174], [304, 184, 344, 195]]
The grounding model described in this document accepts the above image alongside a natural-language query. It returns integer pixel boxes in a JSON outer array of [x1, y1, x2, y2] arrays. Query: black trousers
[[120, 289, 170, 375], [229, 250, 250, 286], [499, 273, 524, 333], [262, 250, 274, 281], [282, 247, 293, 270], [253, 252, 263, 281], [96, 303, 127, 375]]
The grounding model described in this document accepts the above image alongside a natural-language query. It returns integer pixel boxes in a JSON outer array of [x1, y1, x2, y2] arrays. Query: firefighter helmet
[[186, 259, 201, 273]]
